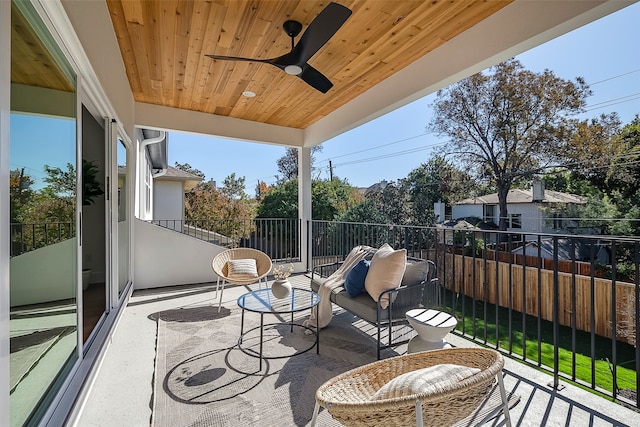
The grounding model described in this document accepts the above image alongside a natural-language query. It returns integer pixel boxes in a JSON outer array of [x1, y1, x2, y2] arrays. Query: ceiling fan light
[[284, 64, 303, 76]]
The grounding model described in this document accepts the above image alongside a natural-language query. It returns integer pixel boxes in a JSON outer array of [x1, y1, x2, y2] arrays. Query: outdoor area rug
[[151, 304, 390, 427]]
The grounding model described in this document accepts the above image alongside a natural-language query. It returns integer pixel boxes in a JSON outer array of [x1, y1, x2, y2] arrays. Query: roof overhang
[[58, 0, 634, 148]]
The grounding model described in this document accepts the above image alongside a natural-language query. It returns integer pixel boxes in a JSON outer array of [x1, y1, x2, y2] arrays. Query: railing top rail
[[310, 219, 640, 244]]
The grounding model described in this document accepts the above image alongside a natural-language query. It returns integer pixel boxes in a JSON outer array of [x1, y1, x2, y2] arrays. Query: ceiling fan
[[205, 2, 352, 94]]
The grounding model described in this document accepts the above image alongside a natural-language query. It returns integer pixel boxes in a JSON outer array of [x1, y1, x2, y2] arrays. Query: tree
[[43, 163, 76, 197], [602, 115, 640, 201], [256, 178, 359, 220], [256, 180, 299, 219], [9, 168, 34, 223], [174, 162, 205, 179], [559, 113, 623, 192], [255, 180, 270, 201], [276, 145, 323, 182], [404, 155, 482, 226], [335, 199, 388, 224], [175, 163, 254, 221], [364, 181, 410, 225], [429, 59, 591, 230]]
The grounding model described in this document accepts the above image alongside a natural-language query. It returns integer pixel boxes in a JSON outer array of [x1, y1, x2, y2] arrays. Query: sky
[[170, 3, 640, 192]]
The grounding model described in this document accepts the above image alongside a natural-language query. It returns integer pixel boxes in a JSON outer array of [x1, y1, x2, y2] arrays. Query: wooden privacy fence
[[440, 253, 637, 346]]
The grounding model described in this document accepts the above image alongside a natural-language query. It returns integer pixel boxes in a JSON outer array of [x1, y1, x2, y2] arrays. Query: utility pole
[[329, 160, 333, 181]]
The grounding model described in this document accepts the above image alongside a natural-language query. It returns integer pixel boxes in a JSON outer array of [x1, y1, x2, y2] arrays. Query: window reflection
[[9, 1, 78, 425]]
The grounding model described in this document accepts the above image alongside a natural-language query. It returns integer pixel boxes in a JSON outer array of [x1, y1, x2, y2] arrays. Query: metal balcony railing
[[10, 222, 75, 257], [310, 219, 640, 408], [150, 218, 301, 263]]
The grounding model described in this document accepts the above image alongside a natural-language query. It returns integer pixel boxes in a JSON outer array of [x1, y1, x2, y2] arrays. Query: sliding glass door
[[9, 1, 78, 424]]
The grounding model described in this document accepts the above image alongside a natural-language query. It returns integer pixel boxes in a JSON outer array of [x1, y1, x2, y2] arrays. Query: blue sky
[[170, 2, 640, 192]]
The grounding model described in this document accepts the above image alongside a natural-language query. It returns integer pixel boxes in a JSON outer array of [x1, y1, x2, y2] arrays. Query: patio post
[[298, 146, 312, 271]]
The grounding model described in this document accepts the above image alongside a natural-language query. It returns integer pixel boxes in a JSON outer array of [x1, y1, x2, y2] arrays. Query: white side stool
[[406, 309, 458, 353]]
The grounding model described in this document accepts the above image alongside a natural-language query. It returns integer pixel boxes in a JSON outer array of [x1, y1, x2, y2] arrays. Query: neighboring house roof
[[155, 166, 203, 192], [455, 189, 585, 205], [512, 238, 609, 263]]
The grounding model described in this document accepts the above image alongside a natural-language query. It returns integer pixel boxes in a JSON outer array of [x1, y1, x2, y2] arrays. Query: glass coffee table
[[237, 287, 320, 370]]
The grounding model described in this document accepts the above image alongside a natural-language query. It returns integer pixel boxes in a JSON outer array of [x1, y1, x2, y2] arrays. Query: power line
[[316, 132, 430, 165], [319, 68, 639, 172], [584, 93, 640, 112], [589, 68, 640, 86], [333, 143, 449, 168]]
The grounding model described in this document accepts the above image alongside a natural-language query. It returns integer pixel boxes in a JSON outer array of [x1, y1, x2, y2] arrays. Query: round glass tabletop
[[237, 287, 320, 314]]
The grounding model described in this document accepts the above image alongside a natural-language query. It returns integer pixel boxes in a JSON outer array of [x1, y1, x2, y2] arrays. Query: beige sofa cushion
[[364, 243, 406, 309]]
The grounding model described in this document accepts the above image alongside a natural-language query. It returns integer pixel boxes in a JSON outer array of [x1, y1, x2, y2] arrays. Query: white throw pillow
[[364, 243, 406, 309], [401, 260, 430, 287], [371, 364, 480, 400], [227, 259, 258, 280]]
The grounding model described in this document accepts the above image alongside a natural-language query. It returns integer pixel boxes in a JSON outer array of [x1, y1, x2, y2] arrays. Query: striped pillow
[[227, 259, 258, 280], [371, 364, 480, 400]]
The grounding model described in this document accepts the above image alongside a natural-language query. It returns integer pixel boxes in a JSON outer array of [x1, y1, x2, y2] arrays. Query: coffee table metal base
[[237, 288, 320, 371], [238, 321, 318, 369]]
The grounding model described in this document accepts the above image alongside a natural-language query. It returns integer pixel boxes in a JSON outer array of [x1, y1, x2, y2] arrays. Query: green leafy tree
[[335, 199, 388, 224], [364, 181, 410, 225], [256, 178, 359, 220], [542, 170, 599, 198], [9, 168, 34, 223], [603, 116, 640, 201], [404, 155, 482, 226], [256, 180, 299, 218], [43, 163, 76, 197], [429, 59, 591, 230]]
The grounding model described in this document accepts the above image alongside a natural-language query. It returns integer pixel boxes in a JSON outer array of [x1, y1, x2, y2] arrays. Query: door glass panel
[[9, 1, 78, 425], [81, 106, 106, 343], [117, 139, 130, 296]]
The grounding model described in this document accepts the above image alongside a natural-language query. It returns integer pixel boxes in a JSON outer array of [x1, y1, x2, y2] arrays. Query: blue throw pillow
[[344, 259, 370, 298]]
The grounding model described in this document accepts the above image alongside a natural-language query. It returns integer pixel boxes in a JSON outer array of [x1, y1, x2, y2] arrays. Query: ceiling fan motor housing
[[283, 20, 303, 38]]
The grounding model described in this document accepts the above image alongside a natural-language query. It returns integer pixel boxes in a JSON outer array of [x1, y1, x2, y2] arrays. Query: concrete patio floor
[[75, 274, 640, 427]]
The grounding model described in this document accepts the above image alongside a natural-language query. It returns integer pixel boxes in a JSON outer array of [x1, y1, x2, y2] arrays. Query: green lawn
[[440, 291, 638, 396]]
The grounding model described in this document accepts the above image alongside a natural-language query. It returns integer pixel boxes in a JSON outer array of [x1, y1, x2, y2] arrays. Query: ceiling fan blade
[[290, 2, 352, 65], [299, 64, 333, 93], [205, 54, 271, 63]]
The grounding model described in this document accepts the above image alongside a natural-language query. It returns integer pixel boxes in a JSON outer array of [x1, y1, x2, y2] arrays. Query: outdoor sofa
[[311, 250, 439, 359]]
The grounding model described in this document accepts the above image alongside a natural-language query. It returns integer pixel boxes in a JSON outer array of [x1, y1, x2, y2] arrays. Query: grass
[[439, 290, 638, 397]]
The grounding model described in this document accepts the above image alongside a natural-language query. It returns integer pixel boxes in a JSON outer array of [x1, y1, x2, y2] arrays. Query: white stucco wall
[[153, 181, 184, 222], [453, 203, 554, 234], [10, 238, 76, 307], [133, 219, 223, 289], [506, 204, 545, 234]]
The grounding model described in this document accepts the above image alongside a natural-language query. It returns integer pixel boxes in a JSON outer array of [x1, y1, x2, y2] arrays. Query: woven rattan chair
[[310, 348, 513, 427], [211, 248, 272, 312]]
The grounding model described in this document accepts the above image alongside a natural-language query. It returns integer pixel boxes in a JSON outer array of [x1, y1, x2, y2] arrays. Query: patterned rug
[[151, 305, 394, 427]]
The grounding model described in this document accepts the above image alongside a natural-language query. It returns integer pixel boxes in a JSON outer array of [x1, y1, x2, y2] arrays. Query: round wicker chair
[[211, 248, 272, 312], [311, 348, 511, 427]]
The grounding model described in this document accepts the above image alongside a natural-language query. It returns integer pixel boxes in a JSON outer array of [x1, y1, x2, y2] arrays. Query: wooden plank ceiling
[[106, 0, 513, 129], [11, 2, 75, 92]]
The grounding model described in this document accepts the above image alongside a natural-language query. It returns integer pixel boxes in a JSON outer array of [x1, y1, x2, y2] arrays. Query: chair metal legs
[[498, 373, 512, 427], [416, 400, 423, 427], [216, 278, 226, 313], [310, 401, 320, 427], [414, 372, 512, 427]]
